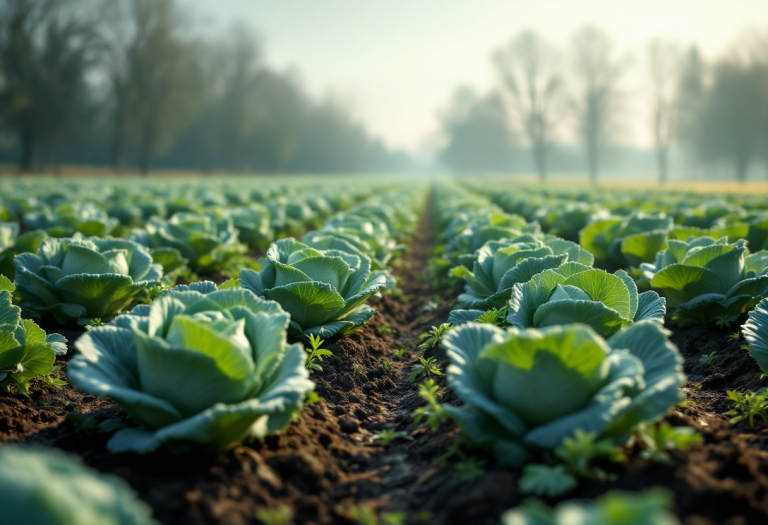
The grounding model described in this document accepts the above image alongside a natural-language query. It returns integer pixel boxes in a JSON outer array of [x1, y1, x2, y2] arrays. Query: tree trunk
[[736, 156, 749, 182], [656, 144, 668, 184], [139, 130, 152, 176], [532, 140, 547, 184], [111, 116, 125, 171], [587, 138, 599, 185], [19, 127, 37, 172]]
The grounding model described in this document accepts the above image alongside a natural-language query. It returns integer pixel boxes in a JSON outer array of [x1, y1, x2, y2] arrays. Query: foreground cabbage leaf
[[14, 234, 162, 323], [501, 488, 679, 525], [507, 263, 665, 337], [443, 322, 684, 465], [68, 282, 313, 453], [0, 276, 67, 394], [0, 445, 158, 525], [641, 237, 768, 325], [240, 238, 388, 338], [742, 297, 768, 374]]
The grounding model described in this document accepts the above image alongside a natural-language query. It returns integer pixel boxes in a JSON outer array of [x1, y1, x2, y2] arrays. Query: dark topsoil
[[3, 200, 768, 525]]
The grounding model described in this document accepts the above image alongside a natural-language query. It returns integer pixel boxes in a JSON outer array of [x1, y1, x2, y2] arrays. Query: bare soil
[[2, 195, 768, 525]]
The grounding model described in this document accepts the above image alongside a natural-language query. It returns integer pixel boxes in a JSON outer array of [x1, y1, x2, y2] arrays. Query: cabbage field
[[1, 176, 768, 525]]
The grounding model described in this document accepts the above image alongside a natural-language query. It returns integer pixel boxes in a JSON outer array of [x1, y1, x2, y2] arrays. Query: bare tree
[[205, 25, 263, 172], [647, 39, 682, 184], [493, 31, 563, 182], [570, 26, 624, 184], [99, 0, 203, 174], [0, 0, 95, 171]]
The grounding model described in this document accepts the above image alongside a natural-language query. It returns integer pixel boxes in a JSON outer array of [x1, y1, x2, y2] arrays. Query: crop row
[[0, 178, 422, 524], [418, 182, 768, 522]]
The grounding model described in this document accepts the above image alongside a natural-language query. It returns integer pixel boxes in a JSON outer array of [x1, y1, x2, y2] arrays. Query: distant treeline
[[438, 28, 768, 182], [0, 0, 414, 174]]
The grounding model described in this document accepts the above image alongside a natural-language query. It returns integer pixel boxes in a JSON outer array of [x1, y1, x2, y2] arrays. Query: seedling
[[37, 366, 67, 390], [374, 428, 413, 446], [392, 347, 407, 360], [475, 306, 509, 327], [256, 505, 292, 525], [66, 412, 98, 436], [348, 504, 405, 525], [380, 359, 393, 372], [418, 323, 452, 351], [716, 313, 740, 328], [699, 351, 718, 367], [84, 318, 105, 331], [380, 326, 395, 334], [422, 301, 438, 312], [306, 392, 320, 404], [520, 430, 624, 498], [727, 388, 768, 427], [353, 364, 361, 373], [304, 334, 333, 374], [637, 422, 703, 463], [727, 331, 741, 342], [410, 356, 441, 382], [454, 456, 487, 483], [413, 379, 450, 431], [519, 463, 577, 497], [554, 429, 624, 482]]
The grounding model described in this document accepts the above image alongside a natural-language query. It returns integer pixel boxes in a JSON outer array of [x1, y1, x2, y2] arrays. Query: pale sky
[[191, 0, 768, 154]]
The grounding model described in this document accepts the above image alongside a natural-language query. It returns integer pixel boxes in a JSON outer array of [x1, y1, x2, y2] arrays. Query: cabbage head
[[452, 235, 594, 311], [443, 322, 685, 466], [68, 282, 313, 453], [240, 238, 388, 338], [140, 213, 246, 273], [580, 212, 672, 267], [0, 221, 46, 280], [225, 205, 273, 250], [0, 445, 158, 525], [0, 276, 67, 394], [507, 263, 666, 338], [24, 203, 119, 238], [641, 237, 768, 326], [14, 234, 162, 323]]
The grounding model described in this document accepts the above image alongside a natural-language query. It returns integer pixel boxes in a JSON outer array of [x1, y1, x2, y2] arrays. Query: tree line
[[0, 0, 412, 174], [439, 27, 768, 182]]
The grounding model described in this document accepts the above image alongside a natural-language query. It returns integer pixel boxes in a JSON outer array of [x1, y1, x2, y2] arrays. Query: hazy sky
[[192, 0, 767, 153]]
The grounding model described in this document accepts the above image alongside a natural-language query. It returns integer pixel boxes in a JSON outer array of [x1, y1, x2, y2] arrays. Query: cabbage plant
[[0, 445, 158, 525], [452, 235, 594, 311], [0, 221, 46, 280], [24, 203, 120, 238], [0, 276, 67, 394], [137, 213, 246, 273], [14, 234, 162, 324], [68, 282, 313, 453], [224, 205, 273, 249], [240, 238, 388, 337], [580, 212, 672, 267], [444, 212, 540, 262], [641, 237, 768, 326], [507, 263, 665, 337], [443, 322, 685, 465]]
